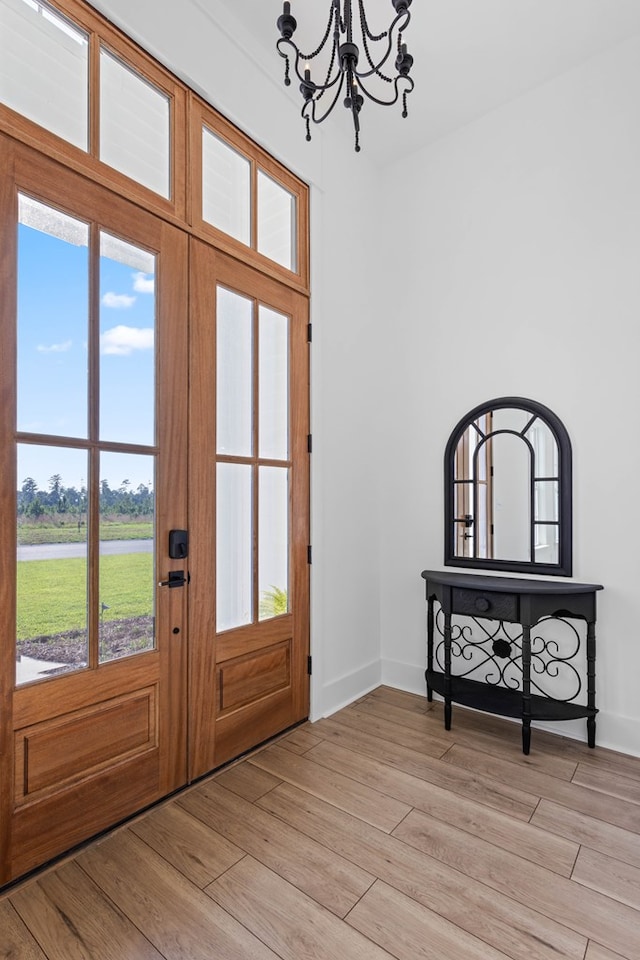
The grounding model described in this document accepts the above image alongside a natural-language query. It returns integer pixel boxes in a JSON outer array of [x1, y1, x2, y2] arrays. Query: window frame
[[189, 97, 309, 294]]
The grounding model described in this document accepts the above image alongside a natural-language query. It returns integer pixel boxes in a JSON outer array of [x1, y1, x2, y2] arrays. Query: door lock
[[169, 529, 189, 559]]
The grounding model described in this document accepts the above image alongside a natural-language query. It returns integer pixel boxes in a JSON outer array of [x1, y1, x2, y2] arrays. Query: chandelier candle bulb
[[276, 0, 414, 152]]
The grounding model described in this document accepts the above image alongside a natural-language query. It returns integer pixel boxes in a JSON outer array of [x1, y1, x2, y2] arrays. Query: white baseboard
[[381, 658, 427, 697], [380, 657, 640, 759], [311, 659, 382, 721]]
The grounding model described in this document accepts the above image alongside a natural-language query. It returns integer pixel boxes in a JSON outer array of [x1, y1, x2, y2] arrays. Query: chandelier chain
[[299, 5, 336, 61], [358, 0, 393, 82], [316, 28, 339, 102], [358, 0, 387, 42]]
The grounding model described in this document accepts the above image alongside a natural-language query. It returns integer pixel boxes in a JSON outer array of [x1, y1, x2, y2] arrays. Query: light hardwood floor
[[2, 686, 640, 960]]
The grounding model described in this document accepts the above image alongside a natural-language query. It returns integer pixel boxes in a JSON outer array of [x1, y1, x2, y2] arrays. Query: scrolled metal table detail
[[433, 608, 584, 703]]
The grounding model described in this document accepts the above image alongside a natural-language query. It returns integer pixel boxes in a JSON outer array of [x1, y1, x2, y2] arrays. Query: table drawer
[[452, 588, 519, 622]]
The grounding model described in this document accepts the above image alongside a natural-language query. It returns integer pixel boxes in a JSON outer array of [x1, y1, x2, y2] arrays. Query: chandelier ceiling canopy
[[276, 0, 414, 153]]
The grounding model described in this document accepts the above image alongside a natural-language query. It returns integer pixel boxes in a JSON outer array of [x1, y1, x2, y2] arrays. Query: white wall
[[89, 0, 385, 719], [91, 2, 640, 754], [379, 35, 640, 756]]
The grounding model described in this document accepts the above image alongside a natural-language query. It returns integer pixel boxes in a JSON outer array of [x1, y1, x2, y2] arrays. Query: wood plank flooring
[[3, 686, 640, 960]]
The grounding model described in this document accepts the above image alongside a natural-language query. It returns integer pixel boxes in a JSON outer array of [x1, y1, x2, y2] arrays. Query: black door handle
[[158, 570, 186, 588]]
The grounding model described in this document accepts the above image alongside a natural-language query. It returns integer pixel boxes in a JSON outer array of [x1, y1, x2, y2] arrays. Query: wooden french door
[[188, 242, 310, 777], [0, 139, 310, 885], [0, 138, 188, 884]]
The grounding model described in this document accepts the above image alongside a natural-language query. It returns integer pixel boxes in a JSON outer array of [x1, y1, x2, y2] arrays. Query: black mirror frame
[[444, 397, 573, 577]]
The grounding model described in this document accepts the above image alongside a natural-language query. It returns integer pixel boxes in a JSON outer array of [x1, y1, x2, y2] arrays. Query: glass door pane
[[99, 232, 156, 445], [216, 287, 253, 457], [99, 451, 155, 663], [216, 462, 252, 632], [259, 306, 289, 461], [16, 444, 88, 684], [259, 466, 289, 620], [17, 195, 89, 438]]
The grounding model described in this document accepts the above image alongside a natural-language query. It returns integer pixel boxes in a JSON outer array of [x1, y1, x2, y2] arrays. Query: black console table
[[421, 570, 603, 754]]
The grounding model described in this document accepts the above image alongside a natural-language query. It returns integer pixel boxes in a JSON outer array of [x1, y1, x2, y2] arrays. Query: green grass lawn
[[18, 522, 153, 546], [17, 552, 153, 639]]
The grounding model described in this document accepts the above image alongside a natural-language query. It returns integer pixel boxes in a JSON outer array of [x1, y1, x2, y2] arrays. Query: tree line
[[18, 475, 154, 518]]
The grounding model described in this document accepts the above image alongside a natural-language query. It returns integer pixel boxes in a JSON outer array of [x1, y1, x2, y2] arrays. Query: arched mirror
[[444, 398, 572, 576]]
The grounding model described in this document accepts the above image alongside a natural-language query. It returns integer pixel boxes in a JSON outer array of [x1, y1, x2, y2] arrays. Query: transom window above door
[[0, 0, 308, 284], [0, 0, 172, 198], [197, 110, 302, 277]]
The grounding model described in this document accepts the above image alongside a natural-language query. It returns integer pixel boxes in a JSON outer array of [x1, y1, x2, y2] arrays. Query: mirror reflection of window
[[492, 432, 530, 562], [532, 420, 560, 564], [454, 415, 493, 560]]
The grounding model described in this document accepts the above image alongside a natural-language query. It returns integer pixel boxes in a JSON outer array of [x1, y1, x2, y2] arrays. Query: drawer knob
[[475, 596, 491, 613]]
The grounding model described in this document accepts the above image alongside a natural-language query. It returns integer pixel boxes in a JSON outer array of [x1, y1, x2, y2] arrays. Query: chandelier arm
[[355, 63, 394, 83], [302, 72, 345, 126], [298, 58, 343, 93], [278, 37, 343, 93], [357, 74, 414, 110], [276, 36, 291, 61]]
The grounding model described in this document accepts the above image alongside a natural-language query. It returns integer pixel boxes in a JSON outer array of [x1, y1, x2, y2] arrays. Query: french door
[[0, 138, 309, 886], [0, 137, 189, 883], [188, 243, 310, 777]]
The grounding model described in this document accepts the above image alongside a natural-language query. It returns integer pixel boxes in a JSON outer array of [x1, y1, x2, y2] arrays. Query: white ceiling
[[91, 0, 640, 165], [202, 0, 640, 163]]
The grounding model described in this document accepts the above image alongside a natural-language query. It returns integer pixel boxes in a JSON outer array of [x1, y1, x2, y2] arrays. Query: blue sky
[[17, 212, 156, 491]]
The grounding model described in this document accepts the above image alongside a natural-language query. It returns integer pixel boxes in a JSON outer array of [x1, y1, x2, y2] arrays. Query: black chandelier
[[276, 0, 414, 153]]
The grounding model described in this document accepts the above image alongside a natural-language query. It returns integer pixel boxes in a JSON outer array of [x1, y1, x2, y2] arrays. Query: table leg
[[586, 619, 596, 748], [444, 610, 452, 730], [426, 595, 434, 703], [522, 623, 531, 755]]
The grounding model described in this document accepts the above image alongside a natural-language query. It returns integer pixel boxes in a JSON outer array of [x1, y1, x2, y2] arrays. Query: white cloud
[[102, 291, 136, 309], [37, 339, 72, 353], [101, 325, 154, 356], [133, 272, 154, 294]]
